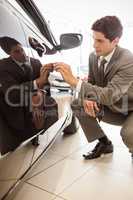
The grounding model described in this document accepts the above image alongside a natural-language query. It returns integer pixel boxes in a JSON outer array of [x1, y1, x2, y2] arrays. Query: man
[[54, 16, 133, 159], [0, 36, 58, 154]]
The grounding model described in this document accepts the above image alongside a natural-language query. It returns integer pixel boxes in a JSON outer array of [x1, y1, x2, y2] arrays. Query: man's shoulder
[[30, 57, 42, 67], [89, 51, 97, 64], [117, 46, 133, 63], [0, 57, 13, 68], [117, 46, 133, 57], [0, 56, 11, 62], [30, 57, 41, 63], [89, 51, 96, 58]]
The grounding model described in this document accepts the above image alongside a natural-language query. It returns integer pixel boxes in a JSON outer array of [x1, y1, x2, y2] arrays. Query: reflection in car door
[[0, 2, 39, 199]]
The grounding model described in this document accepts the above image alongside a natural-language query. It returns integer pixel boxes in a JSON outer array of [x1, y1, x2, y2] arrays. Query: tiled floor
[[13, 122, 133, 200]]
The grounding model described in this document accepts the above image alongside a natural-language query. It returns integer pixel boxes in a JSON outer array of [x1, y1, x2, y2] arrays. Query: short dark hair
[[0, 36, 20, 55], [91, 16, 123, 41]]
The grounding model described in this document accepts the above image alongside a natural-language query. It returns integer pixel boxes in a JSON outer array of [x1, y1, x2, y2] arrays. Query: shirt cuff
[[75, 79, 82, 93], [72, 79, 82, 100], [34, 80, 38, 90]]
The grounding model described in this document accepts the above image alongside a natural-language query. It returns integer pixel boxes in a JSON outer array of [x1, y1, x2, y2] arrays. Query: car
[[0, 0, 82, 199]]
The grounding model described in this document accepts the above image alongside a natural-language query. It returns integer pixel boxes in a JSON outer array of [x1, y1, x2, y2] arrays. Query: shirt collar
[[100, 47, 116, 63], [12, 57, 30, 67]]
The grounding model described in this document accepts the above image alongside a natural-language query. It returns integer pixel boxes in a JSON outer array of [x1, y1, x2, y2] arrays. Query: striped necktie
[[98, 58, 107, 87]]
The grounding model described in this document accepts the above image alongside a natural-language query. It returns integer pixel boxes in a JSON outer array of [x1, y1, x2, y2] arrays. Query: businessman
[[0, 36, 58, 154], [54, 16, 133, 159]]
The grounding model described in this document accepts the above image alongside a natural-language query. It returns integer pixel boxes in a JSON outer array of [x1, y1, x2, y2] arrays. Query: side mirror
[[59, 33, 83, 50], [43, 33, 83, 55], [29, 33, 83, 56]]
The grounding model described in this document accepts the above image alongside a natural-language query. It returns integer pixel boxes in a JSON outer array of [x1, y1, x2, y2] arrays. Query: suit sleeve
[[0, 70, 32, 106], [79, 62, 133, 106]]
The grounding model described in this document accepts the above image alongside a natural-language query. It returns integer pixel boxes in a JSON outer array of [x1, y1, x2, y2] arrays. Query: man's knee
[[71, 99, 84, 118], [120, 126, 133, 152]]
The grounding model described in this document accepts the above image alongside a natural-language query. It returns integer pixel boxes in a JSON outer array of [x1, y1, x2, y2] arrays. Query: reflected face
[[92, 31, 119, 56], [10, 44, 27, 63]]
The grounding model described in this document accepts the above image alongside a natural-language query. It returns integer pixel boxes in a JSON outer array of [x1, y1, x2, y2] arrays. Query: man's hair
[[0, 36, 20, 55], [91, 16, 123, 41]]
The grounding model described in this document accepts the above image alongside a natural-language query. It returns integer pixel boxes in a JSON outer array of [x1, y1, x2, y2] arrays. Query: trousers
[[71, 99, 133, 153]]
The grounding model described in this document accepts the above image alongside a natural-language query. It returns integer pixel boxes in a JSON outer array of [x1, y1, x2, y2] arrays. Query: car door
[[0, 2, 68, 199], [0, 1, 82, 199], [0, 2, 38, 199]]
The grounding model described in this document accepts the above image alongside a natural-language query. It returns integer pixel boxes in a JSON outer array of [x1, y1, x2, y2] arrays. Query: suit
[[0, 57, 58, 155], [72, 46, 133, 153]]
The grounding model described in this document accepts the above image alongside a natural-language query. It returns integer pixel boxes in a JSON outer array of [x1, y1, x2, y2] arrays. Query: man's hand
[[32, 90, 44, 108], [36, 63, 53, 88], [53, 62, 78, 87], [83, 99, 99, 118], [32, 90, 45, 129]]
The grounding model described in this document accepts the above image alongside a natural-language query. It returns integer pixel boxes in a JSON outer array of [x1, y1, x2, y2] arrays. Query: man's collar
[[12, 59, 23, 67], [100, 47, 116, 63], [12, 57, 30, 67]]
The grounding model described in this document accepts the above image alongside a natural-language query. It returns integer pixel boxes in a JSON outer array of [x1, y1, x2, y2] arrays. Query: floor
[[12, 121, 133, 200]]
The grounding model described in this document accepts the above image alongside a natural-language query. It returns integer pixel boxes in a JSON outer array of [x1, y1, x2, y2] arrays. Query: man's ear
[[112, 37, 120, 45]]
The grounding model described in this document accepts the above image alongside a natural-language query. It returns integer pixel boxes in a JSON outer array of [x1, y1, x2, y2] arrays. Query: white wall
[[34, 0, 133, 76]]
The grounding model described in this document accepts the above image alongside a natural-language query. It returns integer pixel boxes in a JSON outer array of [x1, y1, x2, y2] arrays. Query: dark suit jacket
[[79, 46, 133, 114], [0, 57, 41, 154]]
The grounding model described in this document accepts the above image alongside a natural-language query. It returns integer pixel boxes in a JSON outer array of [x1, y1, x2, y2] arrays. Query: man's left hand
[[83, 99, 99, 118], [36, 63, 53, 88]]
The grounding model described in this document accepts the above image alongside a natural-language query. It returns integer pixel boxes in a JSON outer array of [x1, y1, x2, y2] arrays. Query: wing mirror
[[29, 33, 83, 56], [43, 33, 83, 55], [58, 33, 83, 50]]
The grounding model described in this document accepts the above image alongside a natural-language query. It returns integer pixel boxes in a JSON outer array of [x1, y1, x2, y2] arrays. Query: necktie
[[98, 58, 107, 87], [21, 63, 32, 80]]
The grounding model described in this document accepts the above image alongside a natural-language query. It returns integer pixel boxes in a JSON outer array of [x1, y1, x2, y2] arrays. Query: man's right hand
[[36, 63, 53, 89], [32, 90, 45, 129], [83, 99, 99, 118], [53, 62, 78, 87]]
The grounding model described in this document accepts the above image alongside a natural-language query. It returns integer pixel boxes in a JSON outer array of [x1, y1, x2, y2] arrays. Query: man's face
[[10, 44, 27, 62], [92, 31, 119, 56]]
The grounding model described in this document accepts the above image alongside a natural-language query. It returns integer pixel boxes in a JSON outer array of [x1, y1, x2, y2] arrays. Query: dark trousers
[[71, 99, 133, 153]]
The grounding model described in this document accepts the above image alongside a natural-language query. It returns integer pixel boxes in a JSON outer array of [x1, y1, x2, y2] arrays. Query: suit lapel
[[104, 46, 121, 79], [8, 57, 24, 73], [9, 57, 33, 81], [7, 57, 27, 82], [92, 55, 99, 80]]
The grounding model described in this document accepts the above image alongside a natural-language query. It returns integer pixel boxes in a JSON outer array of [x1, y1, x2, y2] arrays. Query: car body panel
[[0, 0, 79, 199]]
